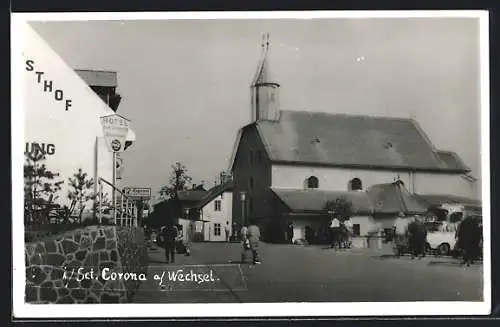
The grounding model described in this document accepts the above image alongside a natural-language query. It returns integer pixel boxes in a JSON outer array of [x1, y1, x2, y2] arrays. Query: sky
[[29, 16, 483, 202]]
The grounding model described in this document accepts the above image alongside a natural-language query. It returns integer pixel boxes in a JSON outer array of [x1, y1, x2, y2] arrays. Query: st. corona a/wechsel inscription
[[25, 59, 73, 111]]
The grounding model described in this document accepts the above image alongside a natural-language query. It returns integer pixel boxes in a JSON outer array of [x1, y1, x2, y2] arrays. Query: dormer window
[[306, 176, 319, 189]]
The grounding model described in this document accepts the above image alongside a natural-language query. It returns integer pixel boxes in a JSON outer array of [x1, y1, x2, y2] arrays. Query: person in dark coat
[[160, 224, 178, 264], [456, 216, 482, 266], [287, 222, 294, 244], [407, 216, 427, 259]]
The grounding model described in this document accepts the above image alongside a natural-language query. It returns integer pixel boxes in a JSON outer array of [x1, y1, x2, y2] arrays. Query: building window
[[350, 178, 363, 191], [214, 223, 221, 236], [306, 176, 319, 189], [249, 150, 254, 165], [249, 176, 254, 189], [353, 224, 361, 236], [214, 200, 222, 211], [257, 150, 262, 163]]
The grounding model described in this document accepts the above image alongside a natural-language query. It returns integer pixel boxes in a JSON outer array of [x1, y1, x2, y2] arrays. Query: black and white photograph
[[11, 10, 490, 318]]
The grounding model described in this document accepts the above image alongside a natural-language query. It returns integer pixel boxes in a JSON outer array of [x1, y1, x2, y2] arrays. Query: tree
[[24, 152, 63, 225], [67, 168, 95, 223], [159, 162, 192, 200], [325, 196, 354, 222]]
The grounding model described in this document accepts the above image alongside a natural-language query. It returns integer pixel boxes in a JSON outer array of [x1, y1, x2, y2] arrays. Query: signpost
[[123, 187, 152, 200], [123, 187, 152, 227], [100, 114, 131, 225]]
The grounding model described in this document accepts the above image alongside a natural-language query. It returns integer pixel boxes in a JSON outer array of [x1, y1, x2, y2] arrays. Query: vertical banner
[[100, 114, 130, 153]]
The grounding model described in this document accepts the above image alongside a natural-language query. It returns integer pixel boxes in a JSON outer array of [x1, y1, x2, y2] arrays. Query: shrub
[[116, 227, 149, 302]]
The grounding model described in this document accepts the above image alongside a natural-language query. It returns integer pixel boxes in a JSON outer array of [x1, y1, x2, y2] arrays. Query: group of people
[[393, 215, 482, 266], [328, 217, 353, 249]]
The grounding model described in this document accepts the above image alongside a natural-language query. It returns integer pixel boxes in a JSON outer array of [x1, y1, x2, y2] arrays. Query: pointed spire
[[251, 32, 279, 87]]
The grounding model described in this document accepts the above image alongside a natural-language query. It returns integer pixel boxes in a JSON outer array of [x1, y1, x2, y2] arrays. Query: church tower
[[251, 33, 280, 122]]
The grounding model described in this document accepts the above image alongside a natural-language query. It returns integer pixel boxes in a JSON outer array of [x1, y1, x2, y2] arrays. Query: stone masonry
[[25, 225, 147, 304]]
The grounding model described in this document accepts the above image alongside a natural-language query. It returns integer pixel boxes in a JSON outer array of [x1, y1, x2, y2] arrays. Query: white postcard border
[[11, 10, 491, 318]]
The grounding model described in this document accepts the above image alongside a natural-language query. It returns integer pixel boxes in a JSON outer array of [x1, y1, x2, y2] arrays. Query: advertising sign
[[100, 114, 130, 153], [123, 187, 152, 200]]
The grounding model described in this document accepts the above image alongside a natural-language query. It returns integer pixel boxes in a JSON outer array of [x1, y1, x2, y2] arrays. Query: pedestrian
[[305, 226, 312, 245], [160, 224, 178, 264], [393, 215, 409, 256], [225, 221, 230, 242], [287, 222, 294, 244], [329, 217, 341, 249], [407, 216, 427, 259], [342, 219, 353, 249], [456, 216, 482, 266], [247, 224, 262, 264]]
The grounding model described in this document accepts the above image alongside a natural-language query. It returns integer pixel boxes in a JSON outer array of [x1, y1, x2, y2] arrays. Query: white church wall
[[271, 164, 473, 199], [271, 164, 411, 191], [21, 23, 119, 208]]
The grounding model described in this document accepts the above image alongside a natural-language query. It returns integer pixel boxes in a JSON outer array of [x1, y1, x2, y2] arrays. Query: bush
[[116, 227, 149, 302]]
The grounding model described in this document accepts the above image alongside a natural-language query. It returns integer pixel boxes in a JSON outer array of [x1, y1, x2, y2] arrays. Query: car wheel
[[438, 243, 450, 256]]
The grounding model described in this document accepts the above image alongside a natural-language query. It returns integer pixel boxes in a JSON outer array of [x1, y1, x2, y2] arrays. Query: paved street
[[134, 242, 483, 303]]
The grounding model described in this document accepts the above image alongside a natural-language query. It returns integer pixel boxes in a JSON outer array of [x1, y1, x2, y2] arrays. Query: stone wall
[[25, 225, 148, 304]]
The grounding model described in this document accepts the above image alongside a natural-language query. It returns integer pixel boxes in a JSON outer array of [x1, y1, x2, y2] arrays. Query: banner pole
[[112, 151, 117, 225], [98, 180, 103, 224]]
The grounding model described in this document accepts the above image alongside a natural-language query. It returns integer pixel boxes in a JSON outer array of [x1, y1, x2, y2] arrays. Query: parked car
[[424, 221, 458, 256]]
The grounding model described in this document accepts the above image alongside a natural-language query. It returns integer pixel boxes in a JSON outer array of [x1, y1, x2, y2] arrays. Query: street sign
[[123, 187, 152, 200], [100, 114, 130, 153]]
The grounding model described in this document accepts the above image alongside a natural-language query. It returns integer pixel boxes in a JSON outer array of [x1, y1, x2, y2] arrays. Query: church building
[[229, 35, 479, 243]]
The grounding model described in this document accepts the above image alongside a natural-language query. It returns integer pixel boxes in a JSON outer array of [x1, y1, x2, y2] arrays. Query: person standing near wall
[[287, 222, 294, 244], [225, 221, 230, 242]]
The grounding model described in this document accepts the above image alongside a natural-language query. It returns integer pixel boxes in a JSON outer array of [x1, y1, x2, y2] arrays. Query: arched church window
[[306, 176, 319, 189], [350, 178, 363, 191]]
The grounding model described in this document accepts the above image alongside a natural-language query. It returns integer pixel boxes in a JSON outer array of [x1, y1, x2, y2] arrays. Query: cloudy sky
[[29, 16, 483, 201]]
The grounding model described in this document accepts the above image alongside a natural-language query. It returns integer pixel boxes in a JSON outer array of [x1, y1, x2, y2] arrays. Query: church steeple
[[251, 33, 280, 122]]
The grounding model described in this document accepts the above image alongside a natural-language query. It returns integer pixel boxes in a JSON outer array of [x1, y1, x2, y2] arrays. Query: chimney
[[192, 184, 197, 190]]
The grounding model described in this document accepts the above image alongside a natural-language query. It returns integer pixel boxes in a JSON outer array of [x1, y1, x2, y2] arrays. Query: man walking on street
[[329, 217, 341, 249], [247, 224, 262, 264], [160, 224, 178, 264], [287, 222, 294, 244]]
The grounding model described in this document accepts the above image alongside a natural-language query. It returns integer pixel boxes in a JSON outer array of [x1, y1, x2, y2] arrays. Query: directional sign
[[100, 114, 130, 153], [123, 187, 152, 200]]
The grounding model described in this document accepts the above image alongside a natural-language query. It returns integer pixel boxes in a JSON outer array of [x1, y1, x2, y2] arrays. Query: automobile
[[426, 231, 457, 255], [424, 221, 458, 256]]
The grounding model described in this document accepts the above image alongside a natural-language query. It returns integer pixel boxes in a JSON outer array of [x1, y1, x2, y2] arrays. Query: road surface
[[134, 242, 483, 303]]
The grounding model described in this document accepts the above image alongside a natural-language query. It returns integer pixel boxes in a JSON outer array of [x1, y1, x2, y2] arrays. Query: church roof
[[230, 110, 470, 173], [271, 181, 429, 216], [270, 188, 374, 214], [367, 181, 428, 214], [415, 194, 481, 207]]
